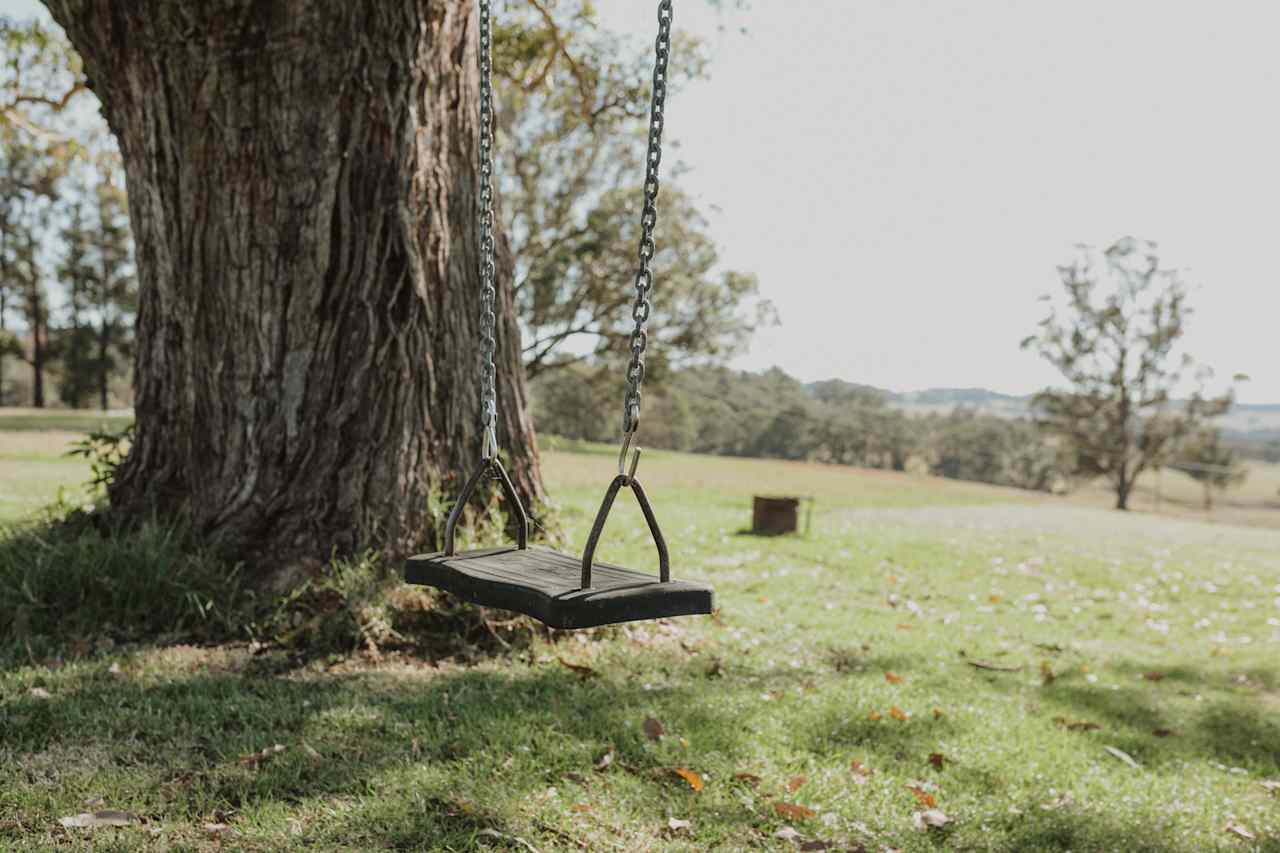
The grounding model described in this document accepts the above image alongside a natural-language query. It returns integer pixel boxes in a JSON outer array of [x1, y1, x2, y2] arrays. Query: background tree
[[55, 183, 96, 407], [494, 2, 772, 379], [1022, 237, 1235, 510], [1172, 427, 1246, 510]]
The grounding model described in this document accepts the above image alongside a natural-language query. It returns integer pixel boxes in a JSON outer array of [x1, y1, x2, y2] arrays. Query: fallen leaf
[[896, 623, 914, 631], [28, 687, 51, 699], [643, 717, 665, 741], [302, 742, 321, 761], [59, 811, 138, 829], [1224, 821, 1256, 840], [1142, 671, 1165, 682], [667, 817, 692, 832], [773, 802, 817, 820], [989, 594, 1003, 604], [1053, 716, 1100, 732], [911, 809, 951, 831], [595, 750, 615, 771], [968, 660, 1023, 673], [1103, 746, 1141, 769], [867, 710, 882, 722], [885, 671, 904, 685], [107, 662, 122, 675], [889, 706, 910, 721], [558, 658, 597, 679], [671, 767, 704, 791], [850, 760, 873, 784], [932, 708, 946, 719], [906, 784, 937, 808], [799, 842, 833, 851], [571, 802, 592, 813], [1152, 728, 1177, 738], [1261, 779, 1280, 794], [203, 823, 234, 836], [239, 743, 286, 768], [733, 772, 762, 786], [787, 775, 807, 793], [928, 753, 946, 770], [774, 825, 803, 841]]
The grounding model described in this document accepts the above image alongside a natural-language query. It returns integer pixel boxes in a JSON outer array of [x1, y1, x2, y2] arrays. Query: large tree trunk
[[45, 0, 544, 582]]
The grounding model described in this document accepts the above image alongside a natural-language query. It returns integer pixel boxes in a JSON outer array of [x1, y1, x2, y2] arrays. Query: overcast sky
[[7, 0, 1277, 402]]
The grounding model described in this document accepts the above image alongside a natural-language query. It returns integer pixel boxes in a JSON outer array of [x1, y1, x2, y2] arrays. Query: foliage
[[1022, 238, 1236, 509], [1172, 427, 1247, 509], [532, 364, 1070, 492], [65, 420, 133, 490], [495, 0, 773, 378]]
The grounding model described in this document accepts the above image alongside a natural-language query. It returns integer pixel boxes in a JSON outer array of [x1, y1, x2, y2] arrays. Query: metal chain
[[621, 0, 673, 436], [477, 0, 498, 458]]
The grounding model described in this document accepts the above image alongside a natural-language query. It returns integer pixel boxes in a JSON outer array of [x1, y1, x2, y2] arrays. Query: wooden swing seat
[[405, 545, 714, 629], [404, 455, 714, 629]]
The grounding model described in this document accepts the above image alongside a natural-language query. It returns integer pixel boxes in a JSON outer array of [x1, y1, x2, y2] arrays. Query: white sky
[[7, 0, 1278, 402]]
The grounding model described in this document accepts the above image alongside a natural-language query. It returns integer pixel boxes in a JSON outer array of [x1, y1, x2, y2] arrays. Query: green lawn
[[1, 428, 1279, 850]]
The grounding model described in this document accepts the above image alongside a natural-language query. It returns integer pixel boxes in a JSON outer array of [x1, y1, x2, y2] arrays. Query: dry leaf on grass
[[1259, 780, 1280, 794], [906, 783, 937, 808], [773, 802, 817, 820], [774, 825, 803, 841], [850, 760, 873, 784], [733, 772, 762, 786], [1103, 746, 1141, 769], [1142, 671, 1165, 682], [203, 823, 235, 837], [912, 809, 951, 831], [557, 658, 597, 679], [671, 767, 704, 791], [889, 706, 910, 721], [1152, 728, 1177, 738], [571, 802, 592, 813], [666, 817, 692, 832], [28, 687, 51, 699], [643, 717, 665, 741], [867, 710, 882, 722], [885, 671, 904, 685], [1224, 821, 1256, 840], [594, 750, 615, 771], [799, 841, 833, 851], [928, 752, 946, 770], [59, 811, 138, 829], [1040, 793, 1074, 810], [787, 775, 807, 793], [239, 744, 286, 768], [1053, 716, 1100, 732]]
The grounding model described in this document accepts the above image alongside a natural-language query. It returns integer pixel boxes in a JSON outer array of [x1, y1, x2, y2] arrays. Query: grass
[[2, 422, 1280, 850]]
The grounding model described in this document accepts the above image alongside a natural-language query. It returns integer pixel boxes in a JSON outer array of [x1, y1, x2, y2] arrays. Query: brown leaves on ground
[[666, 817, 692, 833], [889, 706, 910, 721], [643, 717, 665, 741], [239, 743, 286, 768], [733, 772, 762, 786], [1053, 716, 1100, 732], [59, 811, 138, 829], [557, 657, 597, 680], [773, 801, 817, 820], [1142, 671, 1165, 682], [670, 767, 704, 791], [786, 775, 807, 793], [1224, 821, 1256, 840], [884, 671, 904, 685], [594, 750, 615, 771], [867, 710, 882, 722], [906, 782, 937, 808], [928, 752, 946, 770], [850, 760, 873, 784], [1152, 728, 1177, 738], [1103, 746, 1141, 769]]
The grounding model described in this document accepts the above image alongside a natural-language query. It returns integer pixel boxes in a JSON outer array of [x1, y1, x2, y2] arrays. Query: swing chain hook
[[617, 429, 642, 482]]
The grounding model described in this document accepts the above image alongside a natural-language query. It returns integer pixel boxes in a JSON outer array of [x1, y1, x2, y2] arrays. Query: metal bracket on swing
[[580, 434, 670, 589], [442, 450, 529, 557]]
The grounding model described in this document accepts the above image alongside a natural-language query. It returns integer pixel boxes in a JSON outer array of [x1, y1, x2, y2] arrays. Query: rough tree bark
[[43, 0, 544, 582]]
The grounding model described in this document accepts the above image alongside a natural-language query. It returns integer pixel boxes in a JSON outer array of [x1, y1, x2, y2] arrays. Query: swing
[[404, 0, 714, 630]]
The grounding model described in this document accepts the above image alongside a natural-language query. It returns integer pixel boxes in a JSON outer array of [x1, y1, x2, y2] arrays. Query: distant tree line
[[532, 364, 1077, 492]]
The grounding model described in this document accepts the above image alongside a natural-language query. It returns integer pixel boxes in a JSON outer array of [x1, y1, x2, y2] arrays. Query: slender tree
[[1022, 238, 1234, 510], [42, 1, 544, 581], [1172, 427, 1246, 510]]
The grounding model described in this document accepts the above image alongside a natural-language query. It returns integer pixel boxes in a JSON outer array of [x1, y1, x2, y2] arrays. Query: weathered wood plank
[[404, 546, 714, 629]]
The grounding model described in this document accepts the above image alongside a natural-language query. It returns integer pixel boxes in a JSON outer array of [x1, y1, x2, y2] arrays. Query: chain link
[[477, 0, 499, 455], [621, 0, 673, 436]]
